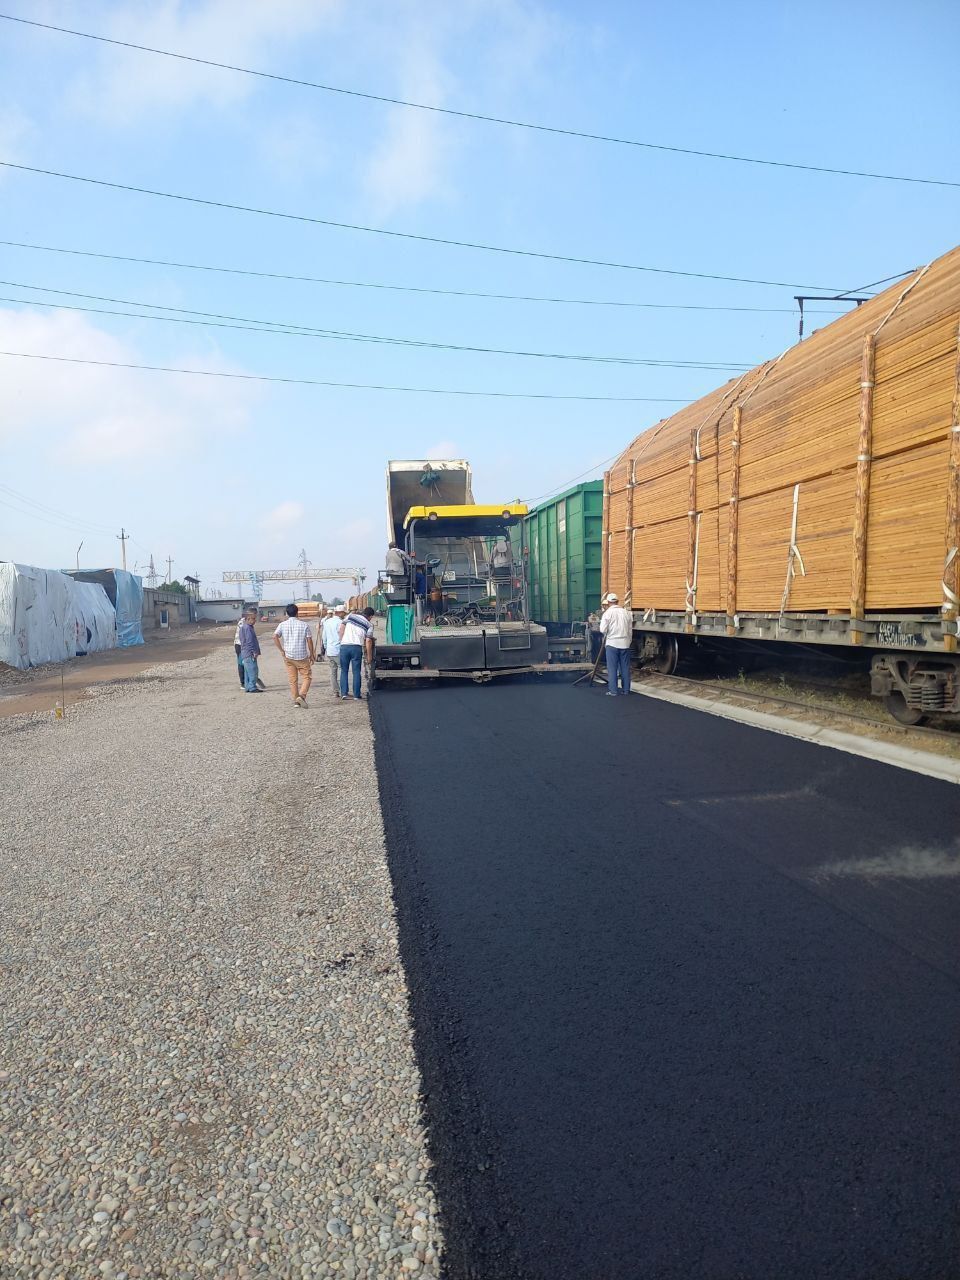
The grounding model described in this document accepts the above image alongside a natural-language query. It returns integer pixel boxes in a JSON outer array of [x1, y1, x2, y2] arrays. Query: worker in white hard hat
[[318, 605, 343, 698], [599, 592, 634, 696]]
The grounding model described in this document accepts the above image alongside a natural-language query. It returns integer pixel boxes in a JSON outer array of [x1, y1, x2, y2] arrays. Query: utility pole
[[117, 527, 129, 571], [146, 556, 159, 588], [166, 555, 174, 586], [75, 540, 83, 573]]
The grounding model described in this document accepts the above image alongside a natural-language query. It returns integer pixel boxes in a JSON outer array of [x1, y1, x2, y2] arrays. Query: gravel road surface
[[0, 639, 440, 1279], [372, 680, 960, 1280]]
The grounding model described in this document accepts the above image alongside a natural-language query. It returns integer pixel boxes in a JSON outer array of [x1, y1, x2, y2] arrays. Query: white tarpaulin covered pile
[[0, 562, 117, 670]]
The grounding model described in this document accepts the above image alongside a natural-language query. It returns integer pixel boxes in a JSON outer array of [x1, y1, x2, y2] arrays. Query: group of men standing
[[234, 602, 376, 707], [317, 604, 376, 701]]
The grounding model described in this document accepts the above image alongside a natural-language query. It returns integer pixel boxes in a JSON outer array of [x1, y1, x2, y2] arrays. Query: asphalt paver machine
[[373, 460, 549, 684]]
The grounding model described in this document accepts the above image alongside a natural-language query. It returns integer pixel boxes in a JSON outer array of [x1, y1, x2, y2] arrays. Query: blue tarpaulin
[[69, 569, 144, 648]]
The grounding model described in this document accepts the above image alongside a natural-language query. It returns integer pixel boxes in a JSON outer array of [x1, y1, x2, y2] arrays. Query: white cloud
[[362, 32, 456, 217], [253, 112, 331, 185], [423, 440, 460, 460], [338, 517, 374, 543], [65, 0, 339, 122], [0, 307, 255, 465], [358, 0, 562, 216], [0, 106, 34, 179], [259, 501, 304, 534]]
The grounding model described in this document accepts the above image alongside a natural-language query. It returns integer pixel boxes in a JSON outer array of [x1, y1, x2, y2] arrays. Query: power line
[[522, 453, 624, 506], [0, 239, 856, 314], [0, 483, 115, 535], [0, 283, 753, 371], [836, 271, 918, 298], [0, 160, 847, 290], [3, 12, 958, 190], [0, 482, 117, 535], [0, 349, 694, 402]]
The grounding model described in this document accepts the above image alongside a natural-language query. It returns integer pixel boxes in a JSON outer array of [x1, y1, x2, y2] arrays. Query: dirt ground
[[0, 624, 236, 718]]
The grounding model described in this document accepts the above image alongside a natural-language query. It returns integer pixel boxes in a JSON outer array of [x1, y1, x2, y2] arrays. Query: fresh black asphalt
[[370, 681, 960, 1280]]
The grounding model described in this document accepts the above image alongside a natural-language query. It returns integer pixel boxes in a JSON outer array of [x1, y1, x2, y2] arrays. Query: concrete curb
[[630, 679, 960, 785]]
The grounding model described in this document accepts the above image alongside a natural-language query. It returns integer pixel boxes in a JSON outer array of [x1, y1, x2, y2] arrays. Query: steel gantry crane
[[222, 556, 365, 601]]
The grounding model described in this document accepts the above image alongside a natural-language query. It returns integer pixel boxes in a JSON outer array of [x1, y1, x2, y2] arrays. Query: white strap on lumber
[[943, 546, 960, 609], [738, 349, 788, 410], [778, 483, 806, 624], [685, 511, 701, 620], [873, 262, 932, 337]]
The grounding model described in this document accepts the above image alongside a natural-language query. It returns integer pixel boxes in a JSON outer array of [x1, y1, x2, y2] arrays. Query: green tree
[[160, 580, 188, 594]]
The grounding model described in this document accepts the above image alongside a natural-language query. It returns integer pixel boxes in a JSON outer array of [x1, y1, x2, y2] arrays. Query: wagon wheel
[[645, 634, 679, 675], [884, 692, 926, 726]]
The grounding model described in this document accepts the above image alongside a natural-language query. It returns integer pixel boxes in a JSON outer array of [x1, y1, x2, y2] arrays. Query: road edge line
[[629, 680, 960, 784]]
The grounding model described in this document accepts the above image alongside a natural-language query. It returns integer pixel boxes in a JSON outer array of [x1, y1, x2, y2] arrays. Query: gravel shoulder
[[0, 638, 441, 1279], [0, 627, 234, 720]]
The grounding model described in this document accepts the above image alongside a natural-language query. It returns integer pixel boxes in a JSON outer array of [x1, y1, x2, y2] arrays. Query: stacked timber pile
[[603, 243, 960, 644]]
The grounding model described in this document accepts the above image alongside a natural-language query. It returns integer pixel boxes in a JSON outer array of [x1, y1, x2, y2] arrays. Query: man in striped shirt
[[273, 603, 316, 708], [338, 607, 375, 701]]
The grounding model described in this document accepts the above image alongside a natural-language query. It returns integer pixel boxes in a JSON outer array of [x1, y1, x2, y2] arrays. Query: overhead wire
[[834, 270, 919, 299], [3, 12, 958, 189], [0, 482, 117, 535], [522, 452, 624, 506], [0, 240, 854, 314], [0, 161, 849, 290], [0, 350, 694, 402], [0, 282, 753, 370], [0, 491, 117, 539]]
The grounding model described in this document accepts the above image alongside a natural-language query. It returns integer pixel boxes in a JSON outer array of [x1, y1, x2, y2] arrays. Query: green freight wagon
[[513, 481, 603, 628]]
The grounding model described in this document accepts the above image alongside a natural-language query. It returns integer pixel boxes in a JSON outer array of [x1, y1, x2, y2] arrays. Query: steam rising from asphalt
[[810, 842, 960, 881]]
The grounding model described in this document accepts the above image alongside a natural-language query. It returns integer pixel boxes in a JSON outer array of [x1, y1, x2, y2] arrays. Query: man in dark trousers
[[235, 612, 265, 690], [599, 592, 634, 696], [234, 614, 245, 688], [338, 606, 376, 701]]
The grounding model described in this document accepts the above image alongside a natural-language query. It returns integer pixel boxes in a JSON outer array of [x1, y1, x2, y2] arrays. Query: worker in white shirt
[[384, 542, 412, 576], [490, 535, 512, 578], [599, 592, 634, 696], [315, 607, 329, 650], [233, 615, 245, 688], [319, 604, 346, 698], [338, 606, 376, 701]]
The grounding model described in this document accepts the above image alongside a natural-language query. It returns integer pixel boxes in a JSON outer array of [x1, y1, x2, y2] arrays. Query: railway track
[[636, 668, 960, 747]]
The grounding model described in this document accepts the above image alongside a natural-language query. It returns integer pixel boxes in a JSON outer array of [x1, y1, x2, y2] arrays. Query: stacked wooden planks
[[603, 244, 960, 631]]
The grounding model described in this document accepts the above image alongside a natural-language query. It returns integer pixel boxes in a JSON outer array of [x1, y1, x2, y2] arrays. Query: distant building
[[143, 587, 192, 632], [197, 597, 247, 624], [256, 599, 290, 623]]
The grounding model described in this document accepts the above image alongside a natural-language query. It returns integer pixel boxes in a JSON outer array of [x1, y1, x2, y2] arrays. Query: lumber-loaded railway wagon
[[602, 244, 960, 724]]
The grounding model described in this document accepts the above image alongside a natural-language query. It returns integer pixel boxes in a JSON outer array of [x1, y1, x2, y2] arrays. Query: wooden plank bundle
[[603, 244, 960, 627]]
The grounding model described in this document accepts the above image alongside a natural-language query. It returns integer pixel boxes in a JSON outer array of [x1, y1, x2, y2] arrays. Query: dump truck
[[372, 460, 555, 684]]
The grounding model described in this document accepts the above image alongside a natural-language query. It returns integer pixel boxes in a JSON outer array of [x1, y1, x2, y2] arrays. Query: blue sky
[[0, 0, 957, 596]]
